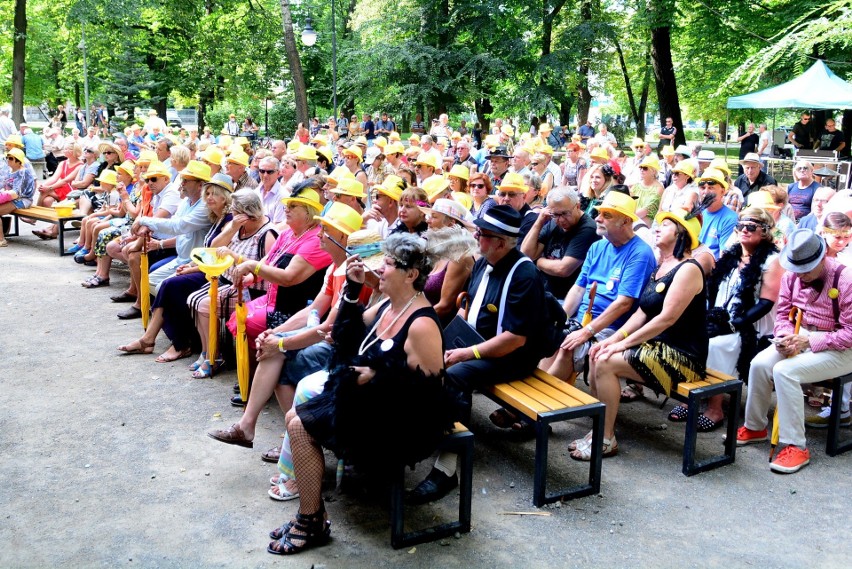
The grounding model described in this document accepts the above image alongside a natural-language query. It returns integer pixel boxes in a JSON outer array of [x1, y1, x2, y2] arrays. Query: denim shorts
[[278, 342, 334, 387]]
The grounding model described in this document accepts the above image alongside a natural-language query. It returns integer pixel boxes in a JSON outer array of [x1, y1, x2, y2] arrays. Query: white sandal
[[570, 435, 618, 461], [568, 430, 592, 452], [268, 481, 300, 502]]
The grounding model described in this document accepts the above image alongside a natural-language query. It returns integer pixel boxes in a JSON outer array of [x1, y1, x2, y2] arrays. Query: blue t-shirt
[[699, 206, 738, 260], [787, 180, 820, 221], [575, 235, 656, 329]]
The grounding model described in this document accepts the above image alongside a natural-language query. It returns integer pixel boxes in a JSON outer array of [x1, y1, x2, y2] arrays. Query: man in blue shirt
[[546, 191, 656, 382], [578, 119, 596, 144], [698, 167, 738, 259]]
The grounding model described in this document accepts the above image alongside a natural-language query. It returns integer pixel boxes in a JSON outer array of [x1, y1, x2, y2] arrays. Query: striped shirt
[[775, 256, 852, 352]]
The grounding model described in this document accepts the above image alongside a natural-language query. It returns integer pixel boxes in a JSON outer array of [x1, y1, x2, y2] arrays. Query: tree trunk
[[650, 24, 685, 147], [12, 0, 27, 124], [559, 98, 573, 129], [475, 98, 493, 135], [577, 0, 593, 126], [636, 49, 652, 138], [74, 83, 81, 110], [613, 37, 641, 136], [279, 0, 309, 127]]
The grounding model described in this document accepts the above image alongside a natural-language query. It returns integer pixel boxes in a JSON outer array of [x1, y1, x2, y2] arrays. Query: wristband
[[586, 324, 597, 337], [342, 295, 359, 304], [237, 255, 244, 265], [253, 261, 264, 276], [277, 338, 286, 353], [471, 345, 481, 360], [158, 240, 163, 250], [619, 329, 629, 340]]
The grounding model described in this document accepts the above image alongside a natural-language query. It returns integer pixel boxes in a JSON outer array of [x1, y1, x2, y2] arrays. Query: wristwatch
[[586, 324, 597, 337]]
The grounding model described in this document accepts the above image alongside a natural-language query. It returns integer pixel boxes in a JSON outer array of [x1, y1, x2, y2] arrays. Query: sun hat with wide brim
[[98, 141, 122, 157], [347, 229, 386, 271], [314, 201, 363, 236], [281, 188, 323, 211], [655, 207, 701, 250], [738, 152, 761, 166], [596, 190, 639, 221], [419, 198, 474, 229], [780, 228, 826, 273]]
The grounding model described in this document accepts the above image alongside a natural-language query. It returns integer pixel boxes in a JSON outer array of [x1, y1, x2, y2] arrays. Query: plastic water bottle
[[307, 308, 321, 328]]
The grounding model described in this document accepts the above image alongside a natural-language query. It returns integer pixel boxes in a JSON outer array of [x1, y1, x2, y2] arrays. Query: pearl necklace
[[358, 292, 422, 356]]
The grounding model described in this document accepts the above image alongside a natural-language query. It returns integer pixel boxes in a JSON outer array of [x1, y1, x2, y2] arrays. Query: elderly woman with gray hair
[[267, 233, 450, 555]]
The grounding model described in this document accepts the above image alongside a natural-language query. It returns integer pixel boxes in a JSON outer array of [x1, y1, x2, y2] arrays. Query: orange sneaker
[[735, 426, 768, 446], [770, 446, 810, 474]]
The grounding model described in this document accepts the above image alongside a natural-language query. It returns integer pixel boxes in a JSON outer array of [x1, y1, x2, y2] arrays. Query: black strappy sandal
[[267, 509, 331, 555]]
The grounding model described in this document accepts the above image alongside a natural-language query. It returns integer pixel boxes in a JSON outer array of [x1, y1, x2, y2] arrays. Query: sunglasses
[[147, 176, 162, 183], [736, 222, 762, 233], [639, 166, 650, 170], [795, 166, 811, 171], [7, 156, 19, 163], [85, 149, 97, 154], [104, 151, 116, 155], [698, 181, 719, 187], [530, 162, 540, 166], [469, 183, 486, 189], [496, 191, 521, 198], [551, 211, 570, 218], [259, 169, 277, 175]]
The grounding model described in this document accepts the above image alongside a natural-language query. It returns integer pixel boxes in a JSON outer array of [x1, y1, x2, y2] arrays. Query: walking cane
[[770, 307, 803, 461]]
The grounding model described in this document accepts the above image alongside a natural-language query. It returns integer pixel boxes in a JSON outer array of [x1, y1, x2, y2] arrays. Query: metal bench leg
[[682, 381, 742, 476], [390, 430, 474, 549], [826, 375, 852, 456], [58, 222, 67, 256]]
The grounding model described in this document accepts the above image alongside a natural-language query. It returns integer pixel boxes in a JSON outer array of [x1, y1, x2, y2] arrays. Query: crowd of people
[[2, 109, 852, 556]]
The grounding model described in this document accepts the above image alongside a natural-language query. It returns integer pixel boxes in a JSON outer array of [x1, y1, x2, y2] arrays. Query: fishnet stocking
[[288, 415, 324, 514]]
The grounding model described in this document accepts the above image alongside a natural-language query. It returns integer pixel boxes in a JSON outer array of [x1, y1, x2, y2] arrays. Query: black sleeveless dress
[[297, 302, 449, 472], [625, 259, 708, 397]]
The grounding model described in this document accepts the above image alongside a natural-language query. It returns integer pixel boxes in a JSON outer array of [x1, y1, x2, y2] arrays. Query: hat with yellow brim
[[596, 190, 638, 221], [281, 188, 323, 211], [655, 207, 701, 250], [314, 201, 363, 236]]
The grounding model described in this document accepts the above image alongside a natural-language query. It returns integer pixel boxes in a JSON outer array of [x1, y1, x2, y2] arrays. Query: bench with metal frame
[[814, 372, 852, 457], [3, 206, 84, 256]]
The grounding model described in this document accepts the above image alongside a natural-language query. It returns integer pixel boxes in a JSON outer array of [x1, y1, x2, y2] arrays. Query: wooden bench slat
[[532, 369, 600, 406], [520, 377, 588, 409], [487, 383, 549, 420], [507, 380, 566, 411]]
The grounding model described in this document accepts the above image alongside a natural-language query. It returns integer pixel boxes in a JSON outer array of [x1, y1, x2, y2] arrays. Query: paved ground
[[2, 230, 851, 568]]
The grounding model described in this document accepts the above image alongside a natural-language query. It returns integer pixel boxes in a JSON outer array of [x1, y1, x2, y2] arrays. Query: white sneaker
[[805, 406, 851, 429]]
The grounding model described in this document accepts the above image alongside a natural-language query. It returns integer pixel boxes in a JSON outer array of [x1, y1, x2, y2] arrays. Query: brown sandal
[[116, 338, 155, 355], [207, 424, 254, 448]]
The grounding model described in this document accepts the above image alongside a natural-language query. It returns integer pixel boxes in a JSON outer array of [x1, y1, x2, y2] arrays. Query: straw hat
[[332, 177, 366, 198], [5, 135, 24, 149], [638, 156, 661, 172], [697, 150, 716, 162], [286, 139, 302, 153], [661, 145, 675, 157], [388, 131, 401, 141], [4, 147, 26, 163], [589, 147, 610, 163], [539, 122, 553, 133], [327, 166, 355, 187], [451, 191, 473, 211], [498, 172, 528, 193], [281, 188, 323, 211], [354, 136, 368, 147], [738, 152, 761, 166], [98, 141, 121, 157], [95, 169, 118, 187], [315, 146, 333, 164], [404, 146, 421, 158], [115, 160, 136, 179], [234, 136, 250, 148], [201, 146, 224, 166], [373, 175, 405, 201], [697, 168, 729, 191], [342, 145, 363, 161], [347, 229, 385, 271], [408, 134, 421, 144], [674, 144, 692, 157], [423, 176, 451, 202], [415, 152, 440, 169], [226, 150, 250, 167], [655, 207, 701, 250], [217, 135, 233, 148], [671, 160, 695, 179], [709, 158, 732, 178], [373, 136, 387, 149], [596, 190, 638, 221], [294, 145, 318, 162], [181, 160, 212, 182], [143, 161, 171, 180], [314, 202, 363, 236], [448, 164, 470, 181], [747, 190, 780, 212], [384, 142, 405, 155]]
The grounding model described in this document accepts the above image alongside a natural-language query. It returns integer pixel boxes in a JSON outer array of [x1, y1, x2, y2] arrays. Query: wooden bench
[[814, 373, 852, 457], [389, 422, 473, 549], [3, 206, 84, 256], [483, 369, 605, 507], [673, 368, 742, 476]]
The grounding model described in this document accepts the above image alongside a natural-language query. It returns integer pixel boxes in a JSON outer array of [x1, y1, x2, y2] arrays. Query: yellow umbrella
[[581, 282, 598, 327], [770, 307, 803, 460], [192, 248, 234, 376], [140, 239, 150, 330], [235, 282, 250, 401]]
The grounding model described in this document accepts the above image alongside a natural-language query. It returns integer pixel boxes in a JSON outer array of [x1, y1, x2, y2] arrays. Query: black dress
[[625, 259, 708, 396], [297, 300, 450, 474]]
